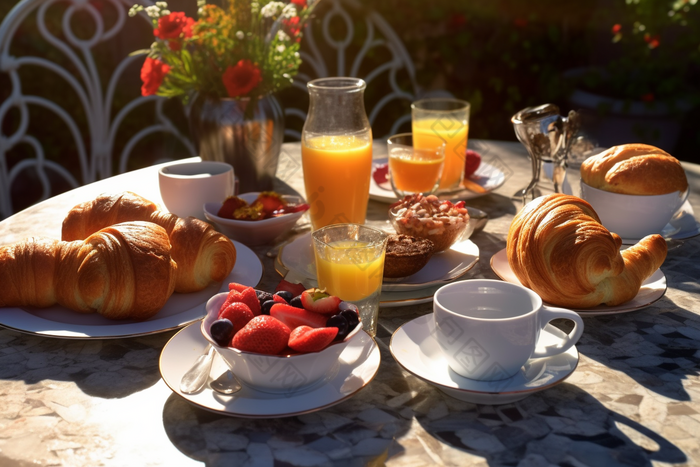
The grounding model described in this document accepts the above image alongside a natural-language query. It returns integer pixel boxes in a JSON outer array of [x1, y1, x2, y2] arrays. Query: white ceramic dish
[[0, 240, 262, 338], [159, 161, 234, 220], [275, 232, 479, 293], [490, 248, 667, 316], [620, 200, 700, 245], [369, 157, 506, 203], [203, 192, 307, 246], [390, 314, 579, 405], [202, 292, 362, 393], [160, 320, 380, 418]]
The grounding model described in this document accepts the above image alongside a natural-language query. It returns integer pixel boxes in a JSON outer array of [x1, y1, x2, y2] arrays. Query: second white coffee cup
[[433, 279, 584, 381], [158, 161, 234, 220]]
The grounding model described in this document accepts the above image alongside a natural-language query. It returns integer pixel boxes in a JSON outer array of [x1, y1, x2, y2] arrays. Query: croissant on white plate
[[61, 191, 236, 293], [0, 222, 177, 320], [506, 194, 667, 308]]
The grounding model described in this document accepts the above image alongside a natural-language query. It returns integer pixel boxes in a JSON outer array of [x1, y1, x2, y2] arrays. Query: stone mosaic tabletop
[[0, 140, 698, 466]]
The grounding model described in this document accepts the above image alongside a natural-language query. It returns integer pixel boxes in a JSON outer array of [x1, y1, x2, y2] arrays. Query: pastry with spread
[[383, 234, 435, 278]]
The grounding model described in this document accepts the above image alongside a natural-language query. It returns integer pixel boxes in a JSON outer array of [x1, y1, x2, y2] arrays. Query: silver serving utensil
[[180, 344, 216, 394], [210, 369, 242, 395]]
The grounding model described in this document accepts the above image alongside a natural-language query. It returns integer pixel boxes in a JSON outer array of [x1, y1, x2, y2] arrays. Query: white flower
[[198, 7, 205, 15], [294, 52, 300, 58], [236, 31, 245, 40], [281, 4, 297, 18], [261, 2, 284, 18], [277, 30, 289, 42], [276, 44, 286, 52], [160, 9, 170, 15], [155, 1, 168, 8], [197, 0, 206, 7], [145, 5, 160, 17], [251, 2, 260, 14]]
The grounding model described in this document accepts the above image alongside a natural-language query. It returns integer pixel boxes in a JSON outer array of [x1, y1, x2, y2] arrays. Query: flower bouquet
[[129, 0, 316, 104]]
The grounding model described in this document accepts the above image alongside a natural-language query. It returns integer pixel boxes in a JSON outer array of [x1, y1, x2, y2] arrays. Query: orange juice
[[388, 146, 444, 194], [413, 118, 469, 190], [314, 240, 385, 301], [302, 134, 372, 230]]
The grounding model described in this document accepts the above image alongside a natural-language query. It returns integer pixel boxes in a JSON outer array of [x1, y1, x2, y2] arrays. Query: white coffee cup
[[433, 279, 584, 381], [158, 161, 234, 219], [580, 181, 688, 239]]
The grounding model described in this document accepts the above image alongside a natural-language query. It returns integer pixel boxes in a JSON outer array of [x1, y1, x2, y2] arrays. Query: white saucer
[[160, 321, 381, 418], [275, 232, 479, 293], [390, 314, 579, 405], [369, 157, 506, 204], [490, 248, 667, 316]]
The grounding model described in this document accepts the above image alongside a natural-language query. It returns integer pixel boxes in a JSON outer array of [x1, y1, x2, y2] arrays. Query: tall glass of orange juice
[[387, 133, 445, 198], [302, 78, 373, 230], [412, 98, 470, 192], [312, 224, 388, 337]]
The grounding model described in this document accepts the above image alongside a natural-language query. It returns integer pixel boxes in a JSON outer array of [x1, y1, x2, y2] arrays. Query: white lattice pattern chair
[[282, 0, 451, 140], [0, 0, 195, 219]]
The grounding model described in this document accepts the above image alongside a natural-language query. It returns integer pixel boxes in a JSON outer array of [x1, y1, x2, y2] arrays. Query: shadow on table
[[0, 328, 174, 399], [575, 298, 700, 402], [160, 340, 414, 466], [414, 384, 687, 466]]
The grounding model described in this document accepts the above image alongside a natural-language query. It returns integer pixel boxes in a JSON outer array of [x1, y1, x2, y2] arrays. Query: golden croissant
[[0, 222, 177, 320], [507, 194, 667, 308], [61, 191, 236, 293]]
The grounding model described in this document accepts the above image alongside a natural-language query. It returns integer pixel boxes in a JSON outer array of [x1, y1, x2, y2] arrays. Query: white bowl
[[202, 293, 361, 393], [158, 161, 234, 220], [580, 181, 687, 239], [203, 192, 306, 246]]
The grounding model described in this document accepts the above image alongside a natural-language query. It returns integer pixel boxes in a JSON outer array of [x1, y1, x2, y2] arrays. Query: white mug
[[433, 279, 584, 381], [158, 161, 234, 220]]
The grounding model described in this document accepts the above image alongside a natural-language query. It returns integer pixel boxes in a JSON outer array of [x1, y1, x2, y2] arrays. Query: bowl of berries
[[389, 194, 471, 252], [203, 191, 309, 246], [202, 283, 363, 393]]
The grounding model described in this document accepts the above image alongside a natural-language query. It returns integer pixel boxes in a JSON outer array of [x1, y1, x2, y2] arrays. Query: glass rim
[[387, 132, 446, 149], [307, 77, 367, 93], [311, 223, 388, 248], [411, 97, 470, 112]]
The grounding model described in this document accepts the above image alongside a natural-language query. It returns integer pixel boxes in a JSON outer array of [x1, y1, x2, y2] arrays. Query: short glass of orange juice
[[387, 133, 445, 198], [312, 224, 388, 337], [411, 98, 470, 192]]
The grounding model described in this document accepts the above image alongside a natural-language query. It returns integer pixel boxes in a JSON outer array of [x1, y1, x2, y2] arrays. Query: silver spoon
[[180, 344, 216, 394], [210, 369, 242, 395]]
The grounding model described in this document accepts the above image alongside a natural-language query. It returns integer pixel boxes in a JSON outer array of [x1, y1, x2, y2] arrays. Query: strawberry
[[238, 286, 262, 316], [228, 282, 248, 293], [275, 279, 307, 297], [252, 191, 286, 217], [300, 288, 342, 315], [288, 326, 338, 353], [218, 196, 247, 219], [218, 302, 254, 334], [272, 294, 288, 304], [272, 203, 309, 217], [231, 315, 291, 355], [464, 149, 482, 177], [270, 303, 328, 329]]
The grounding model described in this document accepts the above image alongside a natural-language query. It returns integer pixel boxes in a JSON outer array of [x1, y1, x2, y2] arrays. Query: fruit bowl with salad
[[202, 282, 363, 393], [203, 192, 309, 246]]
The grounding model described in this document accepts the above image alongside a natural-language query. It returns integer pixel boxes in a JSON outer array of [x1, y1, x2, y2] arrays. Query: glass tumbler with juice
[[412, 98, 470, 192], [302, 78, 373, 230], [312, 224, 388, 337], [387, 132, 445, 197]]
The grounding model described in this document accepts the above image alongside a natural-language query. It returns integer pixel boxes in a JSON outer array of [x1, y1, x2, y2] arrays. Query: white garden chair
[[0, 0, 195, 219]]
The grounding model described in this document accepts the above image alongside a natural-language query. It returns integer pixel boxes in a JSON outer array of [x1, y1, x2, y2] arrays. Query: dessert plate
[[0, 240, 263, 339], [275, 232, 479, 293], [490, 248, 667, 316], [160, 321, 380, 418], [390, 314, 579, 405], [369, 157, 506, 204]]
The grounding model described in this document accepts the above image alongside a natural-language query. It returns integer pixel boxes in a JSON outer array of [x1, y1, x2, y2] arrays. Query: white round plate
[[0, 240, 263, 339], [369, 157, 506, 204], [490, 248, 667, 316], [275, 232, 479, 293], [160, 321, 380, 418], [390, 314, 579, 405]]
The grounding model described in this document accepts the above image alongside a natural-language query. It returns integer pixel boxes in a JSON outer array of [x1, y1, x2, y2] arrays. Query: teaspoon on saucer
[[180, 344, 241, 395]]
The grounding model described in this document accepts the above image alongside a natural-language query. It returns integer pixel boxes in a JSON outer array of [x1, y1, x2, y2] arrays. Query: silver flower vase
[[189, 95, 285, 194]]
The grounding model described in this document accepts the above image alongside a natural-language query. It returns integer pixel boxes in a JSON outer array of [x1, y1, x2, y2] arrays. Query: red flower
[[284, 16, 301, 42], [611, 24, 621, 34], [641, 93, 655, 102], [140, 57, 170, 96], [644, 33, 660, 49], [222, 60, 262, 98], [154, 12, 194, 40], [291, 0, 307, 8]]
